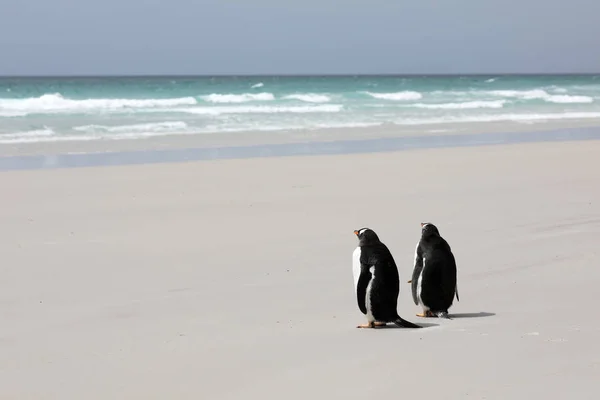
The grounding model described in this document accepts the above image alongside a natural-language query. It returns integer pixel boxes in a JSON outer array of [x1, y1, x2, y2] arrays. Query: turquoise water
[[1, 75, 600, 143]]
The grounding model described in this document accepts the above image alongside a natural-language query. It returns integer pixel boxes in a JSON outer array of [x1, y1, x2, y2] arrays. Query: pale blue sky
[[1, 0, 599, 75]]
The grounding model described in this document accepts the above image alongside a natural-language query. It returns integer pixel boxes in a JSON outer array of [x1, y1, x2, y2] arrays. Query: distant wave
[[411, 100, 506, 109], [548, 86, 568, 93], [200, 92, 275, 103], [251, 82, 264, 89], [283, 94, 331, 103], [172, 104, 343, 115], [74, 121, 188, 133], [0, 93, 197, 116], [489, 89, 593, 104], [364, 91, 423, 101]]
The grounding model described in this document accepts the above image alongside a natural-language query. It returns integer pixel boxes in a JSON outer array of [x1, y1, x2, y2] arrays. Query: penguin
[[352, 228, 421, 329], [409, 222, 459, 319]]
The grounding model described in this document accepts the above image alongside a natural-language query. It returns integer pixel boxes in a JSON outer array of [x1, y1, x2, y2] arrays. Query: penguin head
[[354, 228, 380, 245], [420, 222, 440, 238]]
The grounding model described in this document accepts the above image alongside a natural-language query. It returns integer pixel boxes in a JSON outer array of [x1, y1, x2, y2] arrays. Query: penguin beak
[[353, 230, 359, 236], [420, 222, 425, 227]]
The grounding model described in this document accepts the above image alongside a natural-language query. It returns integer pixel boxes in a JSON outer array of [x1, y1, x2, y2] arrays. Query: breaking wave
[[0, 93, 197, 115], [282, 94, 331, 103], [489, 89, 593, 104], [200, 92, 275, 103], [0, 128, 95, 144], [173, 104, 343, 115], [396, 111, 600, 125], [411, 100, 506, 109], [364, 91, 423, 100], [74, 121, 188, 133]]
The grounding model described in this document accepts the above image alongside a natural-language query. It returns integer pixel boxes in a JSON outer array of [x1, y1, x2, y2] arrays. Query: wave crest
[[200, 92, 275, 103], [365, 91, 423, 101], [74, 121, 188, 133], [412, 100, 506, 109], [283, 94, 331, 103], [0, 128, 96, 144], [489, 90, 593, 104], [0, 93, 197, 115], [173, 104, 343, 115], [396, 111, 600, 126]]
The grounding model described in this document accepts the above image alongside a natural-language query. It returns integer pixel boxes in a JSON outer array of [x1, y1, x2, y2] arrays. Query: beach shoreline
[[2, 118, 600, 158], [2, 122, 600, 171]]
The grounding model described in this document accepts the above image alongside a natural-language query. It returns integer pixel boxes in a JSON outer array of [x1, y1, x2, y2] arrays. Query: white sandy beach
[[2, 139, 600, 399]]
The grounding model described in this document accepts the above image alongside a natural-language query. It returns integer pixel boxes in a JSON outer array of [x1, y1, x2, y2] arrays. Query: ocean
[[1, 75, 600, 144]]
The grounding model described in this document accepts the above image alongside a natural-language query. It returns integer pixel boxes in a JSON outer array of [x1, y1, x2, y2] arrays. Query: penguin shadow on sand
[[408, 222, 495, 322], [444, 312, 495, 319], [370, 320, 440, 329], [352, 227, 439, 330]]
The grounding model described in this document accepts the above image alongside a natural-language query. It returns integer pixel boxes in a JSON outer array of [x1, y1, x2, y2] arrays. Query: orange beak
[[420, 222, 425, 227], [353, 230, 359, 236]]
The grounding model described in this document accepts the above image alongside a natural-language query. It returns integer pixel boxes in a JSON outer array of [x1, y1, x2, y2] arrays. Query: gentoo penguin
[[409, 222, 459, 319], [352, 228, 421, 329]]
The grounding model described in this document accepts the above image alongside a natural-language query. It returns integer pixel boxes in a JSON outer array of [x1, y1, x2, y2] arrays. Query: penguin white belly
[[416, 257, 430, 312], [353, 246, 375, 321], [352, 246, 361, 294], [365, 266, 375, 322]]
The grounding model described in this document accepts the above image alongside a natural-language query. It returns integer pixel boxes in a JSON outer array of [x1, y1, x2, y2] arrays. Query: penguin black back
[[356, 228, 400, 303], [353, 228, 421, 329], [411, 222, 458, 319]]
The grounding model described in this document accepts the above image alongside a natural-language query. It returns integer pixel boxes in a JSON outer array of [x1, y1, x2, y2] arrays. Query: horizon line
[[1, 72, 599, 79]]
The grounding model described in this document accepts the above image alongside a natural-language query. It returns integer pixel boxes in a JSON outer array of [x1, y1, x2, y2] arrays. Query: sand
[[2, 140, 600, 399]]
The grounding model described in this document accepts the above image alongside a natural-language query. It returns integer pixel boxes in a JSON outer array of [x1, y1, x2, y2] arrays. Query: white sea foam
[[200, 92, 275, 103], [364, 91, 423, 101], [172, 104, 343, 115], [545, 95, 594, 103], [3, 109, 600, 144], [310, 122, 382, 129], [283, 94, 331, 103], [0, 128, 55, 139], [411, 100, 506, 109], [489, 89, 593, 104], [251, 82, 264, 88], [395, 111, 600, 126], [0, 111, 28, 117], [74, 121, 188, 133], [0, 128, 96, 144], [0, 135, 97, 144], [0, 93, 197, 115]]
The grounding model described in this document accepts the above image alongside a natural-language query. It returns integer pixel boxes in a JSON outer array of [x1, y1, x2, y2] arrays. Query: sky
[[1, 0, 599, 75]]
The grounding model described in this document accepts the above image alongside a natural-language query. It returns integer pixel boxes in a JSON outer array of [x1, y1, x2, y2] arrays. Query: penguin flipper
[[411, 246, 424, 306], [356, 265, 371, 315]]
